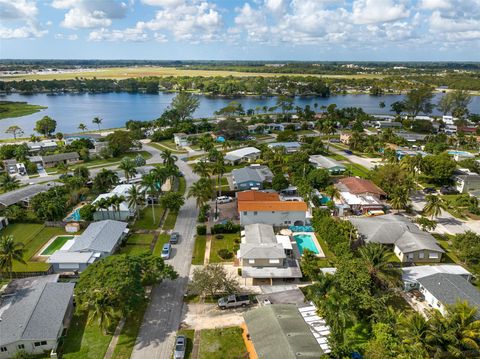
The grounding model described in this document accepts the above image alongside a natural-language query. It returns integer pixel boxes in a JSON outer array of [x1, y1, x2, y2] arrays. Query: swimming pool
[[294, 233, 319, 255], [448, 150, 475, 158], [289, 225, 314, 232], [65, 208, 81, 221]]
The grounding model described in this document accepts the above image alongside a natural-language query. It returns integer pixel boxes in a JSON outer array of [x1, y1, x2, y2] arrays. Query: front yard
[[132, 205, 163, 230], [209, 233, 240, 263], [192, 235, 207, 265], [198, 327, 247, 359], [111, 302, 148, 359], [118, 234, 154, 255]]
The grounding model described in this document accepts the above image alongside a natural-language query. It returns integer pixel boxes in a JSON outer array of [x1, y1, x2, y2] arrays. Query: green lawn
[[153, 234, 170, 256], [0, 101, 46, 119], [118, 244, 151, 255], [126, 234, 154, 245], [209, 233, 240, 263], [162, 210, 178, 231], [62, 312, 114, 359], [175, 329, 195, 359], [433, 234, 461, 264], [0, 224, 67, 272], [70, 151, 152, 169], [198, 327, 247, 359], [345, 163, 371, 178], [149, 140, 188, 153], [111, 302, 148, 359], [178, 176, 187, 195], [132, 205, 163, 230], [192, 235, 207, 265], [41, 235, 74, 255]]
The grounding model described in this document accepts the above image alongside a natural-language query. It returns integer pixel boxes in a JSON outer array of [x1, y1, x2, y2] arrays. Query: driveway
[[328, 145, 381, 170], [182, 303, 247, 330], [131, 155, 199, 359]]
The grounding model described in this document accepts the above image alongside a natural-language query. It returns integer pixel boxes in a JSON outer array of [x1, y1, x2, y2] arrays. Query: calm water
[[1, 92, 479, 139]]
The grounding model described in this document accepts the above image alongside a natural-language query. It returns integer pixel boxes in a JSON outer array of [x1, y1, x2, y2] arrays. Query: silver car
[[173, 335, 186, 359]]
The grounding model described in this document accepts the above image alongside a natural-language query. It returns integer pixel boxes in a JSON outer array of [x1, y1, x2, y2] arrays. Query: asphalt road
[[131, 155, 199, 359]]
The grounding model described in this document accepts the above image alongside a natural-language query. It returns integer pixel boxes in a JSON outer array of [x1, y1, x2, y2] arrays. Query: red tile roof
[[237, 190, 307, 212], [237, 191, 280, 202], [338, 177, 386, 196]]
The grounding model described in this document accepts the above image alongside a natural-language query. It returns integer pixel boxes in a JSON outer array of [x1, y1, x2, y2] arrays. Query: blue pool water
[[447, 150, 475, 158], [294, 234, 319, 255], [65, 208, 81, 221], [289, 225, 314, 232]]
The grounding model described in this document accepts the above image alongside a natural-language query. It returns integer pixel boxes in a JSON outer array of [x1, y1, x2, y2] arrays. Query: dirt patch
[[182, 303, 247, 330]]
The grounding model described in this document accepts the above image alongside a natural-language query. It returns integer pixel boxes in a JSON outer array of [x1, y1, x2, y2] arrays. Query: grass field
[[209, 233, 240, 263], [40, 235, 73, 255], [153, 234, 170, 256], [149, 141, 188, 154], [111, 302, 148, 359], [162, 210, 178, 231], [0, 101, 46, 119], [132, 205, 163, 230], [192, 235, 207, 265], [198, 327, 247, 359], [0, 66, 388, 81], [70, 150, 152, 169], [62, 312, 114, 359], [0, 224, 67, 272], [118, 234, 154, 255]]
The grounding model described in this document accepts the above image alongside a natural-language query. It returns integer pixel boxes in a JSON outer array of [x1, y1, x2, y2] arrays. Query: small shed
[[65, 222, 80, 233]]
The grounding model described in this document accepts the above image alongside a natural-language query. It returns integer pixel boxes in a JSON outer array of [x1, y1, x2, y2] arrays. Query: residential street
[[328, 145, 382, 170], [131, 155, 199, 359]]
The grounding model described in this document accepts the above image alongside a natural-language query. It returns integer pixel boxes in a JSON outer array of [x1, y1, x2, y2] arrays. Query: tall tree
[[423, 195, 446, 219], [211, 159, 226, 198], [403, 87, 435, 117], [126, 184, 143, 218], [5, 125, 24, 139], [389, 186, 410, 213], [358, 243, 401, 288], [160, 149, 178, 168], [0, 174, 20, 192], [171, 92, 200, 122], [188, 177, 214, 208], [118, 157, 137, 183], [159, 192, 185, 213], [78, 123, 87, 132], [92, 117, 103, 131], [141, 173, 159, 224], [0, 235, 26, 279], [192, 160, 211, 179], [87, 293, 118, 335], [35, 116, 57, 137]]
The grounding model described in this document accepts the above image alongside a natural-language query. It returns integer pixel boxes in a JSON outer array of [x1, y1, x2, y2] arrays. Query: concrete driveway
[[328, 146, 381, 170]]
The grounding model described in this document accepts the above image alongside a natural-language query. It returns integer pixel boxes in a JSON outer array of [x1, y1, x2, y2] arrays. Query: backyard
[[41, 235, 74, 255], [209, 233, 240, 263]]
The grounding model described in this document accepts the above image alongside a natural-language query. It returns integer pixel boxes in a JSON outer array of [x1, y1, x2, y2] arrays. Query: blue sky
[[1, 0, 479, 61]]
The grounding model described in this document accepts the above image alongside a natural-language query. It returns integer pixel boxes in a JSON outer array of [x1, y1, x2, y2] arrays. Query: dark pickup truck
[[217, 294, 250, 309]]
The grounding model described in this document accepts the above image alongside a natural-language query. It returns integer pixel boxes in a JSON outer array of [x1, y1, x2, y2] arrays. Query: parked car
[[216, 196, 233, 204], [170, 232, 179, 244], [174, 335, 186, 359], [440, 185, 458, 195], [161, 243, 171, 260], [423, 187, 437, 194], [217, 294, 250, 309], [343, 149, 353, 155]]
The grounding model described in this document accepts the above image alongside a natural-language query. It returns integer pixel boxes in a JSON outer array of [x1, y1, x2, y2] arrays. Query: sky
[[0, 0, 479, 61]]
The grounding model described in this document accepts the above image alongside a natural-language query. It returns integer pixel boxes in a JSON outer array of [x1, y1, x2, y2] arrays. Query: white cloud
[[141, 0, 184, 6], [0, 0, 46, 39], [89, 26, 149, 42], [352, 0, 410, 25], [52, 0, 128, 29], [420, 0, 452, 10], [54, 33, 78, 40]]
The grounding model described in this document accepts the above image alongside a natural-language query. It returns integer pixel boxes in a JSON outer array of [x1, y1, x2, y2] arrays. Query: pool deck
[[294, 232, 326, 258], [36, 235, 76, 257]]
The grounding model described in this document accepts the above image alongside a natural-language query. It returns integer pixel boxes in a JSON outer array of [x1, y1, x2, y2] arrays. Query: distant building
[[0, 275, 74, 359], [224, 147, 261, 165], [231, 165, 273, 190], [373, 121, 402, 129], [173, 133, 190, 147], [309, 155, 346, 174], [267, 142, 301, 153], [27, 140, 58, 153], [40, 152, 80, 168], [0, 184, 58, 209], [48, 220, 128, 272], [237, 190, 308, 227]]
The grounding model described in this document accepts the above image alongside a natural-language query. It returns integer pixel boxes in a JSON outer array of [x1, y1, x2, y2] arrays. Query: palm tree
[[358, 242, 401, 288], [192, 160, 211, 179], [95, 198, 108, 220], [0, 174, 20, 192], [325, 185, 340, 202], [110, 195, 125, 221], [0, 235, 26, 279], [150, 166, 169, 193], [211, 159, 226, 198], [56, 162, 69, 176], [160, 149, 178, 168], [188, 178, 214, 209], [78, 123, 87, 132], [198, 135, 214, 152], [126, 184, 143, 218], [423, 194, 446, 220], [88, 294, 117, 335], [390, 187, 410, 213], [73, 165, 90, 180], [92, 117, 103, 131], [118, 157, 137, 183], [397, 311, 430, 357], [141, 173, 159, 223]]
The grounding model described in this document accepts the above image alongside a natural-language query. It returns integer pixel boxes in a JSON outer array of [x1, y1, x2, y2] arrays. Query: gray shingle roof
[[225, 147, 260, 162], [309, 155, 346, 170], [244, 305, 323, 359], [41, 152, 79, 163], [418, 273, 480, 309], [239, 224, 286, 260], [0, 275, 74, 346], [0, 184, 49, 207], [268, 142, 301, 149], [69, 220, 127, 253], [232, 166, 273, 184]]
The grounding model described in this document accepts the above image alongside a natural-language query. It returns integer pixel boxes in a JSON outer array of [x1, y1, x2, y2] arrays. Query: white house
[[455, 174, 480, 194], [225, 147, 261, 165], [267, 142, 301, 153], [173, 133, 190, 147], [92, 184, 137, 221], [0, 275, 74, 359], [402, 265, 472, 291], [237, 191, 308, 227]]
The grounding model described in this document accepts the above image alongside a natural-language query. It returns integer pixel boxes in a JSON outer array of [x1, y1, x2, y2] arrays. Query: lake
[[1, 92, 479, 139]]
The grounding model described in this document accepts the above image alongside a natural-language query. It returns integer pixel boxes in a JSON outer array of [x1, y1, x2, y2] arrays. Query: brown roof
[[238, 201, 307, 212], [338, 177, 386, 196], [237, 191, 280, 202]]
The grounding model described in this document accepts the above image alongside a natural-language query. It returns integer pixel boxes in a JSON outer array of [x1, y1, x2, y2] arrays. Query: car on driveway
[[161, 243, 171, 260], [218, 294, 250, 309], [216, 196, 233, 204], [440, 185, 458, 195], [170, 232, 179, 244], [174, 335, 186, 359], [423, 187, 437, 194]]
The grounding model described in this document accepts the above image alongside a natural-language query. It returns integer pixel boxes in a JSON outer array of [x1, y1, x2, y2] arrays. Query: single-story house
[[0, 275, 74, 359], [224, 147, 261, 165], [243, 305, 325, 359], [0, 184, 56, 209], [402, 265, 472, 291], [335, 177, 386, 215], [27, 140, 57, 153], [266, 123, 285, 132], [48, 220, 128, 272], [309, 155, 346, 174], [173, 133, 190, 147], [41, 152, 80, 168], [336, 177, 386, 199], [417, 273, 480, 316], [91, 184, 137, 221], [237, 190, 308, 227], [395, 131, 427, 142], [267, 142, 301, 153], [350, 214, 445, 263], [3, 159, 20, 175], [231, 165, 273, 190], [455, 174, 480, 194], [63, 133, 102, 145], [237, 224, 300, 284], [374, 121, 402, 129]]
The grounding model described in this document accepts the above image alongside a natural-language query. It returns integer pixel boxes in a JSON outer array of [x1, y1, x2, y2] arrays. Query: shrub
[[237, 268, 242, 276], [215, 234, 224, 239], [217, 249, 233, 260], [196, 225, 207, 235], [211, 221, 241, 234]]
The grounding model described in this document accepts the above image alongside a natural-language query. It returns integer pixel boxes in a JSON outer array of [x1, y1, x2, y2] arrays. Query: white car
[[216, 196, 233, 204]]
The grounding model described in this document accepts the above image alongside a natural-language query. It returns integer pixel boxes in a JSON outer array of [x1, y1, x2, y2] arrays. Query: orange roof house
[[337, 177, 386, 198]]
